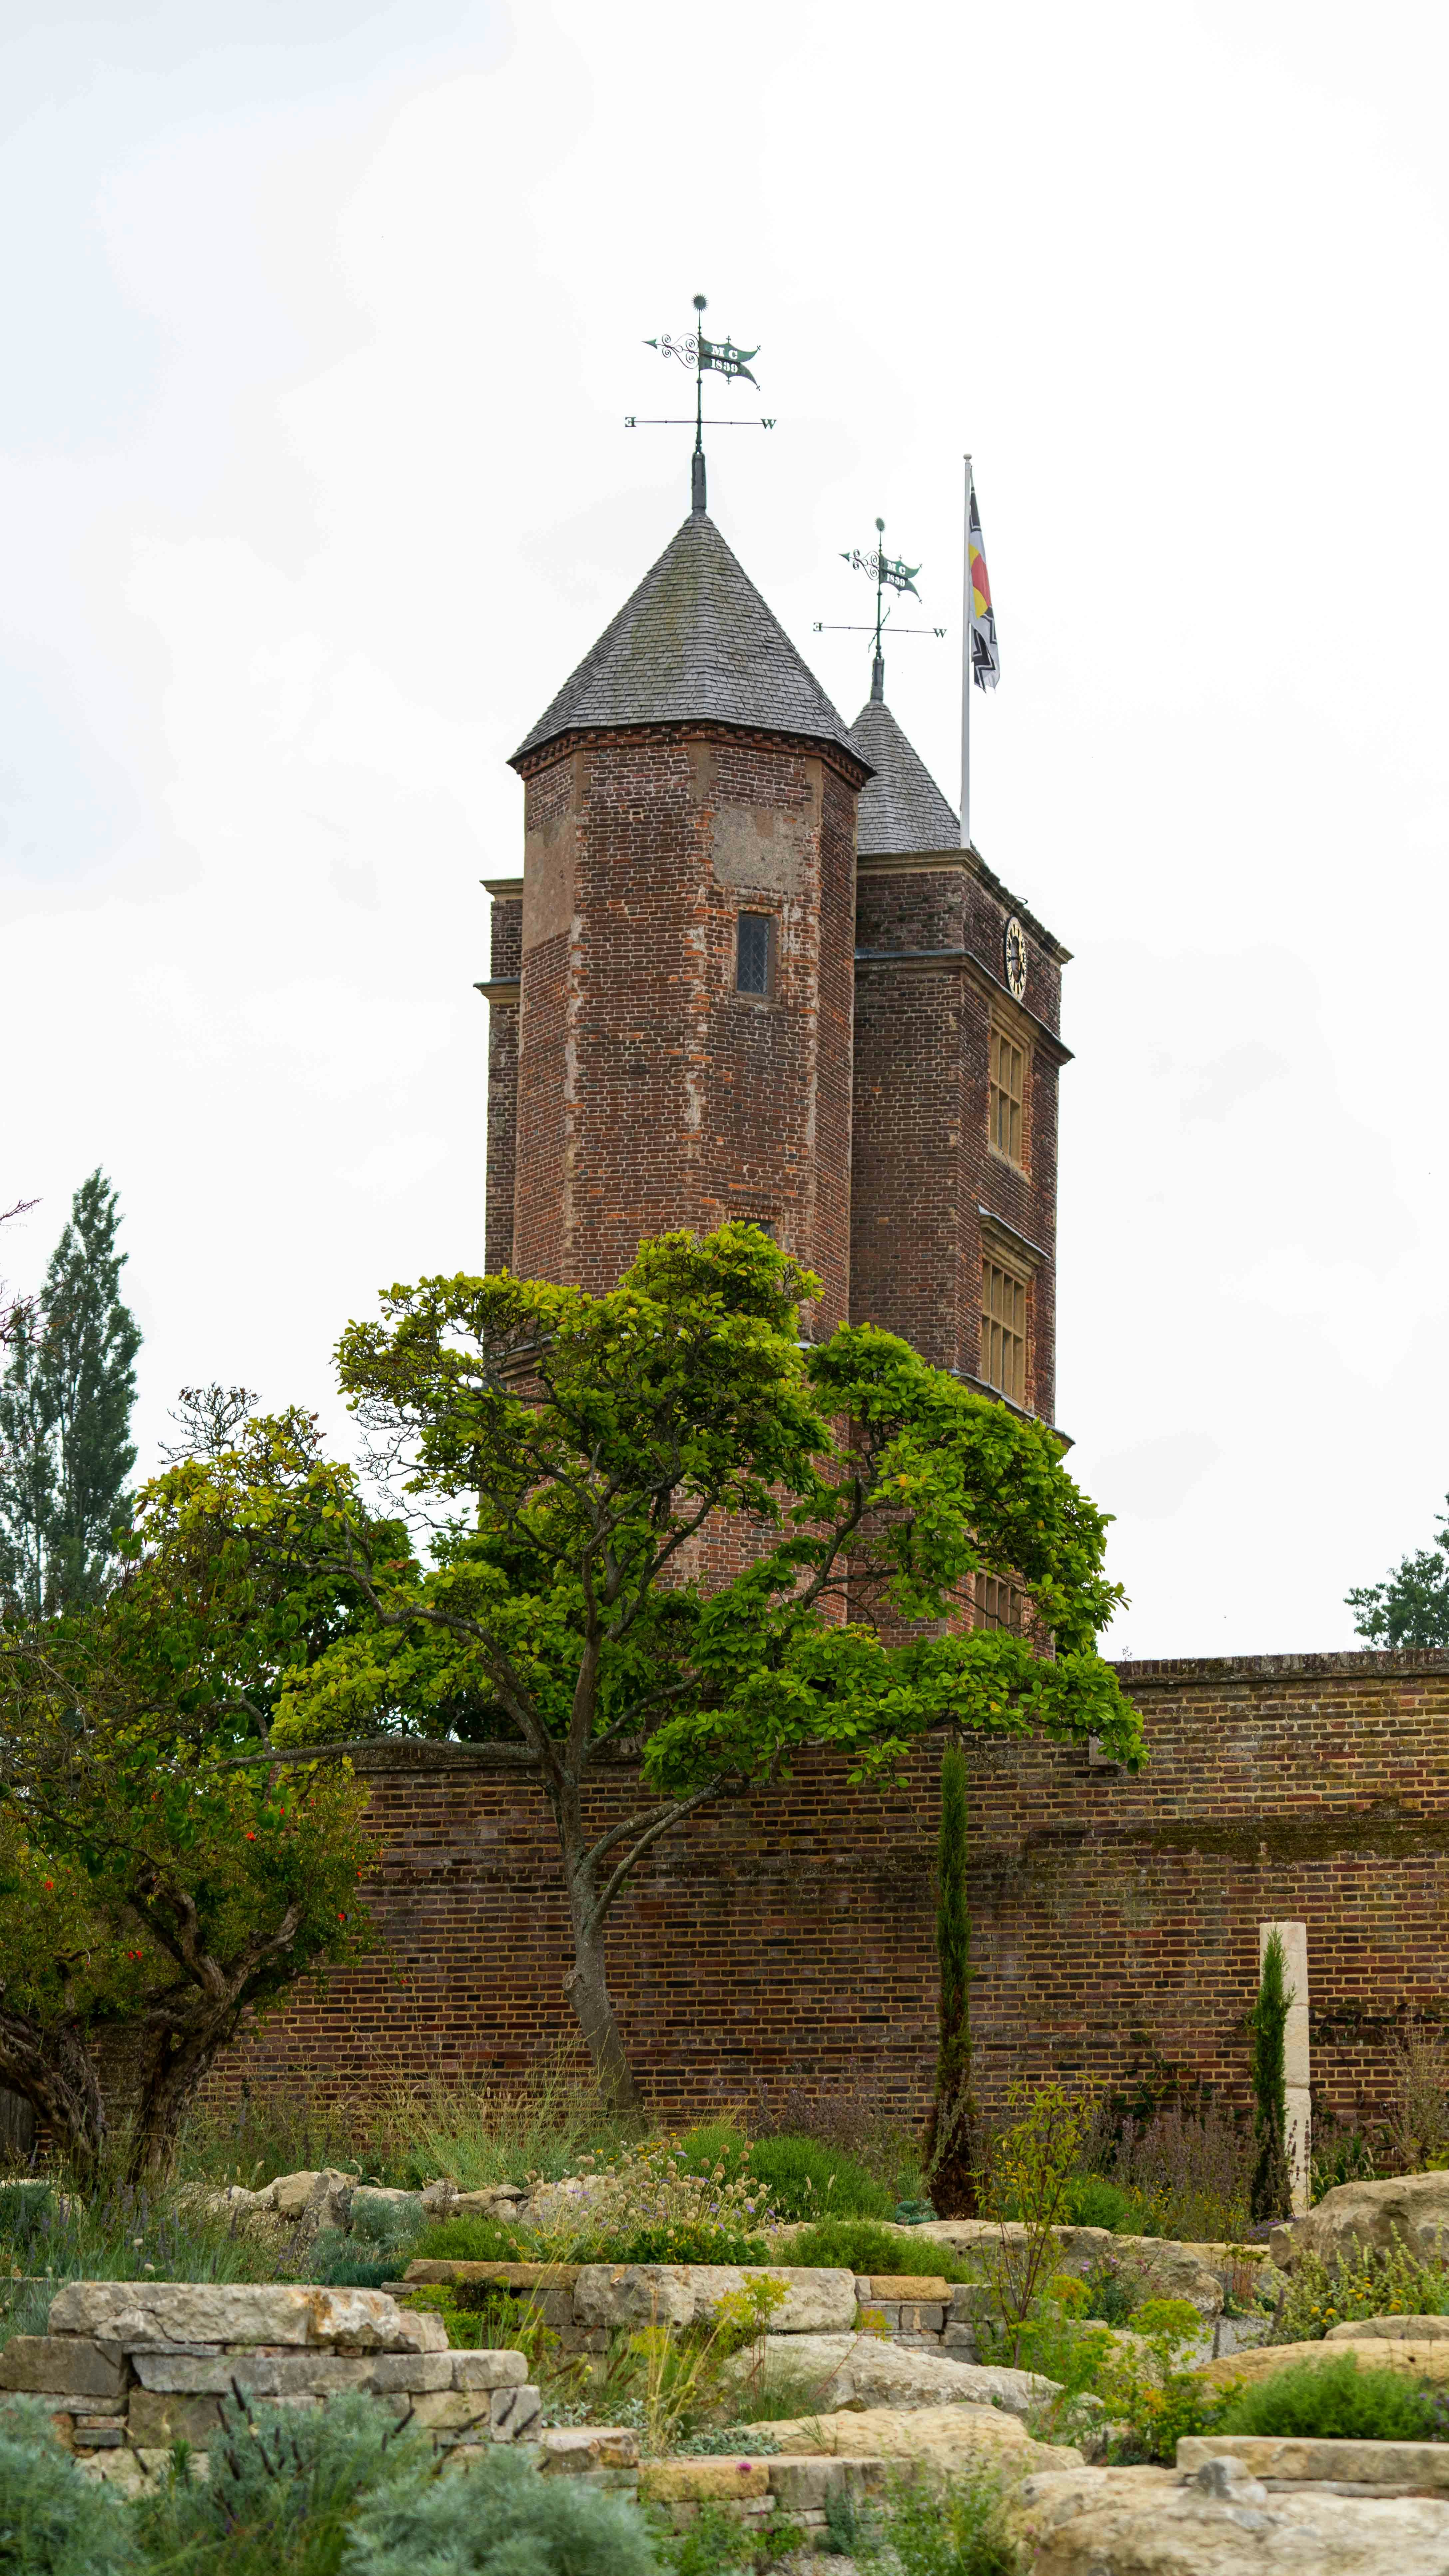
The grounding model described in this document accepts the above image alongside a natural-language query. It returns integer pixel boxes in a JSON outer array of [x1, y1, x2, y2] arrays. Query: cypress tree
[[0, 1172, 141, 1616], [1250, 1927, 1294, 2221], [924, 1740, 978, 2215]]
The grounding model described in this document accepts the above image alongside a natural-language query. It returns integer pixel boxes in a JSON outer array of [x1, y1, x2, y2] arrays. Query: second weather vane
[[814, 518, 947, 678]]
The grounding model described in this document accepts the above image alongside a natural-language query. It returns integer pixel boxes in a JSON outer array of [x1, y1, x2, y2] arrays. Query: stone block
[[128, 2390, 223, 2446], [133, 2350, 375, 2398], [393, 2307, 449, 2353], [1325, 2314, 1449, 2342], [639, 2456, 769, 2502], [401, 2391, 495, 2433], [942, 2323, 979, 2361], [767, 2454, 885, 2510], [540, 2425, 638, 2474], [571, 2263, 855, 2335], [490, 2382, 541, 2441], [365, 2353, 454, 2394], [0, 2336, 127, 2399], [48, 2282, 414, 2352], [1177, 2432, 1449, 2492], [271, 2170, 324, 2218], [72, 2424, 126, 2449], [868, 2275, 951, 2303], [450, 2349, 527, 2391]]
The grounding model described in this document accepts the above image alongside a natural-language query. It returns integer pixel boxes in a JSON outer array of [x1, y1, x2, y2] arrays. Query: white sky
[[4, 0, 1445, 1657]]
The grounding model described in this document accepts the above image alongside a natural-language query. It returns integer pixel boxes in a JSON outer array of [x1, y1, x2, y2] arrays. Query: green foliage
[[1250, 1932, 1293, 2225], [984, 2080, 1095, 2359], [345, 2437, 660, 2575], [0, 1172, 141, 1620], [183, 1226, 1136, 2098], [1274, 2228, 1449, 2341], [0, 2398, 137, 2574], [0, 1607, 375, 2180], [0, 2180, 283, 2307], [924, 1743, 976, 2216], [136, 2391, 434, 2576], [787, 2216, 977, 2281], [1094, 2311, 1215, 2463], [676, 2126, 892, 2224], [1214, 2352, 1445, 2441], [862, 2465, 1017, 2576], [411, 2215, 528, 2266], [1059, 2175, 1132, 2231], [659, 2502, 802, 2574], [609, 2224, 770, 2266], [1347, 1499, 1449, 1646]]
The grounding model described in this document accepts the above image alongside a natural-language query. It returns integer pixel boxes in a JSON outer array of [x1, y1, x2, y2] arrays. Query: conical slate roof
[[850, 695, 961, 856], [511, 510, 864, 768]]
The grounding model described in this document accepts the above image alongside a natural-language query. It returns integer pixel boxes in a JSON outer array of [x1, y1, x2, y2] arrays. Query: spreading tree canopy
[[147, 1225, 1140, 2108]]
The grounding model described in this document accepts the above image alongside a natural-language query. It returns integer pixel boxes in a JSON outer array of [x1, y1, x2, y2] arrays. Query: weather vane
[[814, 517, 945, 696], [626, 294, 775, 511]]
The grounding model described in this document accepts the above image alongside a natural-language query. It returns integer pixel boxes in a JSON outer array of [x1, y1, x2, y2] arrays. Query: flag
[[968, 481, 1000, 690]]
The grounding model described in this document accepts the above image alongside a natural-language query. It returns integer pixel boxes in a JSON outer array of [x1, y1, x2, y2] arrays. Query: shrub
[[1214, 2352, 1445, 2442], [345, 2439, 660, 2574], [1386, 2029, 1449, 2173], [0, 2400, 136, 2575], [1274, 2229, 1449, 2341], [1060, 2174, 1131, 2232], [749, 2078, 922, 2200], [741, 2134, 892, 2223], [1092, 2099, 1252, 2244], [608, 2224, 768, 2266], [408, 2214, 527, 2266], [867, 2464, 1017, 2576], [788, 2216, 978, 2281], [520, 2137, 776, 2265], [137, 2389, 433, 2575]]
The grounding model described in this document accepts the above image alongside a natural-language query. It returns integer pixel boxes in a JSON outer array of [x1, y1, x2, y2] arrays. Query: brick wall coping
[[1115, 1648, 1449, 1686]]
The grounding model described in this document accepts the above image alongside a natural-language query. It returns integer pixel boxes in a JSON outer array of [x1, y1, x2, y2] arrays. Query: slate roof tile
[[849, 696, 962, 856]]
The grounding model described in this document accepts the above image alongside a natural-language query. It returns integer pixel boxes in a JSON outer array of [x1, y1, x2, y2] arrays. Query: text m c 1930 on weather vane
[[813, 515, 946, 694], [626, 293, 775, 510]]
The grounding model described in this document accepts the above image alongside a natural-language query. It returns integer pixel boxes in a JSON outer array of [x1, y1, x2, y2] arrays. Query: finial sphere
[[875, 516, 885, 533], [693, 292, 707, 311]]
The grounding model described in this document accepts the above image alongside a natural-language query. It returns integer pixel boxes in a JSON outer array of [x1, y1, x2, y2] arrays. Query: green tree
[[0, 1172, 141, 1615], [162, 1226, 1140, 2110], [923, 1742, 977, 2215], [1250, 1929, 1293, 2223], [0, 1618, 373, 2182], [1347, 1502, 1449, 1647]]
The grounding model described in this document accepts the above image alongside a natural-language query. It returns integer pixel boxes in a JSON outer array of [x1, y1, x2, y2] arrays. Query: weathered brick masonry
[[228, 1651, 1449, 2133]]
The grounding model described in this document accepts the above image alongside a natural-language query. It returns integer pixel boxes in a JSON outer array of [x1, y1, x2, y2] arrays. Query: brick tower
[[482, 508, 1070, 1443], [481, 487, 870, 1335], [848, 655, 1069, 1429]]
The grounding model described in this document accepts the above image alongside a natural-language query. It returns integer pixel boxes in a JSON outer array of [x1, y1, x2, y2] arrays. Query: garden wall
[[224, 1650, 1449, 2132]]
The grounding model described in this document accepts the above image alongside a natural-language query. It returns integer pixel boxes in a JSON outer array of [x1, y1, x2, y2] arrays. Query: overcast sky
[[4, 0, 1446, 1658]]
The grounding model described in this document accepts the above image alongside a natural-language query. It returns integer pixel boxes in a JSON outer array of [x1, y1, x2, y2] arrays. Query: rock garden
[[8, 2060, 1449, 2574]]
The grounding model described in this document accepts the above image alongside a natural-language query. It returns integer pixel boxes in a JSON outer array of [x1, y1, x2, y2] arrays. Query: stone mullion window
[[980, 1256, 1028, 1405], [988, 1023, 1026, 1167]]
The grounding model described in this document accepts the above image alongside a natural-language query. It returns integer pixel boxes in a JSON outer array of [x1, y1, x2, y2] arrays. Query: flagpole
[[960, 452, 972, 850]]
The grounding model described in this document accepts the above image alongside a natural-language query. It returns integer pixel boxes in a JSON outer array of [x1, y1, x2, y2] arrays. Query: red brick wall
[[225, 1652, 1449, 2138]]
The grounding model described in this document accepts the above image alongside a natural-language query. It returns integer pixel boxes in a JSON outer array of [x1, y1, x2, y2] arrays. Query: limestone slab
[[1202, 2336, 1449, 2391], [450, 2349, 527, 2390], [723, 2330, 1057, 2419], [1179, 2434, 1449, 2493], [0, 2337, 127, 2399], [1008, 2459, 1449, 2573], [571, 2263, 854, 2334], [365, 2353, 454, 2394], [761, 2404, 1078, 2479], [128, 2390, 223, 2446], [490, 2383, 541, 2440], [539, 2425, 638, 2474], [131, 2350, 375, 2398], [48, 2282, 412, 2351], [1326, 2315, 1449, 2342], [640, 2458, 770, 2501]]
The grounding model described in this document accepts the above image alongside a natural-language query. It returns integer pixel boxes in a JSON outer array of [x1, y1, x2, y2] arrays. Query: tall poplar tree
[[0, 1173, 141, 1616]]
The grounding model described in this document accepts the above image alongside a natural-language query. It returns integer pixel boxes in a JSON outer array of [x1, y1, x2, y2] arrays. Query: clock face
[[1004, 915, 1028, 1001]]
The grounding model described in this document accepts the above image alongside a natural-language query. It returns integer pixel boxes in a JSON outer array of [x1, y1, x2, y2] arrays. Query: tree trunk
[[0, 2010, 108, 2181], [561, 1887, 642, 2115], [124, 2014, 241, 2186]]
